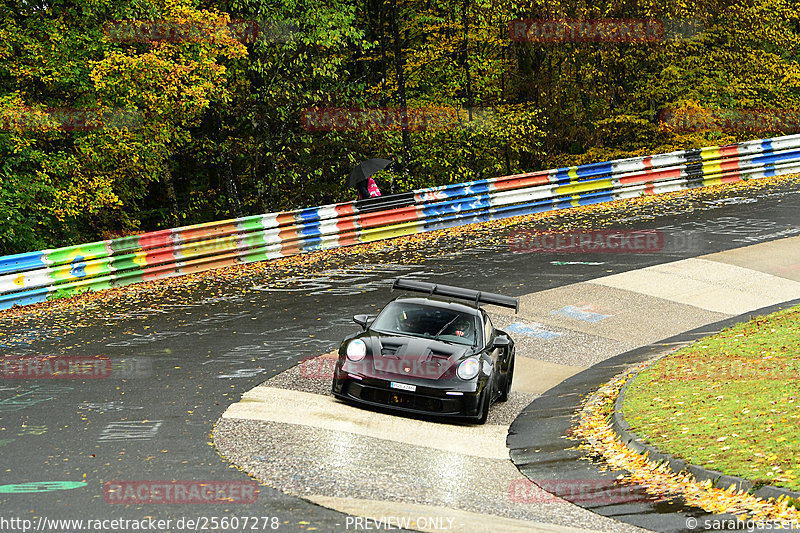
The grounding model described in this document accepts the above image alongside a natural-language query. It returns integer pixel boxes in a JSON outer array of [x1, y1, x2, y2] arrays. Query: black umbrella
[[347, 158, 392, 187]]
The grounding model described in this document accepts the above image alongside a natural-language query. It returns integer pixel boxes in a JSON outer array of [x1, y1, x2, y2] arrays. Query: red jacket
[[358, 177, 382, 199]]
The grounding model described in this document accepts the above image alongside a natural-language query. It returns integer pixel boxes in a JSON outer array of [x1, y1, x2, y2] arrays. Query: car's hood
[[360, 333, 474, 380]]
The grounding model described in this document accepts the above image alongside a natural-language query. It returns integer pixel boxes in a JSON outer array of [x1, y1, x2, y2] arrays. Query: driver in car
[[441, 315, 473, 341], [398, 310, 424, 334]]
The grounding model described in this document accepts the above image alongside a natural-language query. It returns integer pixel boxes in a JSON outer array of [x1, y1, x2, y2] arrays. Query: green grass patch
[[46, 287, 91, 301], [623, 304, 800, 492]]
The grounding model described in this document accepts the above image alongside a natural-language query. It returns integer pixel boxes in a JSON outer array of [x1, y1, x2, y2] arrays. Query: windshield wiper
[[433, 316, 460, 341]]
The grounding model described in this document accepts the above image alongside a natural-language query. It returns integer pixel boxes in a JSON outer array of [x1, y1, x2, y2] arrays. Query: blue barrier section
[[753, 149, 800, 166], [0, 287, 49, 308], [0, 252, 48, 275]]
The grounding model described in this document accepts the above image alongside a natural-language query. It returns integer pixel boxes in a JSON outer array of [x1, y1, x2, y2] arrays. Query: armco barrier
[[2, 133, 800, 310]]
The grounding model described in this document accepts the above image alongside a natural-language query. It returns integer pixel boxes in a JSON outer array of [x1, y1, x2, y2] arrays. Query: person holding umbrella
[[348, 158, 391, 200]]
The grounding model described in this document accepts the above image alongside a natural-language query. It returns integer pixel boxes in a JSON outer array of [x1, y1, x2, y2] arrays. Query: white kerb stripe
[[222, 386, 510, 460]]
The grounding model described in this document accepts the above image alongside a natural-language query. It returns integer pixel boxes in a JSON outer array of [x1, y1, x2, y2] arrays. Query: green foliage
[[0, 0, 798, 253]]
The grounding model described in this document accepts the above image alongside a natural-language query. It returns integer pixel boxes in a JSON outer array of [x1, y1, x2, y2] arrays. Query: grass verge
[[623, 304, 800, 492]]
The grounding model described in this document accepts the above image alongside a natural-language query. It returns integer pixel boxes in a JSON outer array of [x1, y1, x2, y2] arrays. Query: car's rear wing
[[392, 278, 519, 313]]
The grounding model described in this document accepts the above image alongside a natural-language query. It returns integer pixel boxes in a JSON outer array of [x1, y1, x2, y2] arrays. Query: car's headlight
[[346, 339, 367, 361], [456, 357, 481, 380]]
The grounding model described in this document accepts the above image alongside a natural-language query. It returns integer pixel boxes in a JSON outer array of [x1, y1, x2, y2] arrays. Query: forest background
[[1, 0, 798, 254]]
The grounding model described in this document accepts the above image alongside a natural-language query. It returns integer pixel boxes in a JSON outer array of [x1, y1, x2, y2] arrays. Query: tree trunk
[[389, 0, 412, 189], [160, 169, 179, 225], [221, 150, 243, 218], [379, 0, 388, 106], [213, 110, 243, 218], [462, 0, 476, 174]]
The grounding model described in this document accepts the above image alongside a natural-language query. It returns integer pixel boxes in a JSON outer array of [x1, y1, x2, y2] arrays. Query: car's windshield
[[370, 301, 479, 346]]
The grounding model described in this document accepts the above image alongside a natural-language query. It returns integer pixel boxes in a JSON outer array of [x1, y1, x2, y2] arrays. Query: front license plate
[[390, 382, 416, 392]]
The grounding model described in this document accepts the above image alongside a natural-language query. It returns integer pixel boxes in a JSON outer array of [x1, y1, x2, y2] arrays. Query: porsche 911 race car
[[331, 278, 518, 424]]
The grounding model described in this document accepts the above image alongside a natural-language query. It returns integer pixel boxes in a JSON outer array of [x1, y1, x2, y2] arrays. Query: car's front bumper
[[331, 373, 485, 419]]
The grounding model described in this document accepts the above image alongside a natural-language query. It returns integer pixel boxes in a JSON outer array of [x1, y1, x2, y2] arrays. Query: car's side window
[[483, 313, 494, 347]]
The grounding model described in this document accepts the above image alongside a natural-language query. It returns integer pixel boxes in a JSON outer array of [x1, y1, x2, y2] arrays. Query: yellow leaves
[[575, 365, 800, 522], [91, 9, 241, 126]]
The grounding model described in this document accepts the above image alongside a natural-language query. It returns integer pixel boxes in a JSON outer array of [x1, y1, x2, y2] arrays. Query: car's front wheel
[[498, 355, 514, 402], [475, 388, 490, 424]]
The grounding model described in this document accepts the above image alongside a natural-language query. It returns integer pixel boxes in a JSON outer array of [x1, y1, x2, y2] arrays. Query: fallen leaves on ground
[[573, 364, 800, 521]]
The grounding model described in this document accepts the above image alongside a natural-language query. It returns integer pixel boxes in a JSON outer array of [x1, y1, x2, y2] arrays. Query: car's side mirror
[[492, 335, 511, 348], [353, 314, 371, 330]]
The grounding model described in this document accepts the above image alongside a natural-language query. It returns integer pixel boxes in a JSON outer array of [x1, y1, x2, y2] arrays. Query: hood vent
[[381, 344, 400, 356]]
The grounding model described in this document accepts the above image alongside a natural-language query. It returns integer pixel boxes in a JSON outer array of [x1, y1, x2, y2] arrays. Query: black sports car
[[331, 278, 518, 424]]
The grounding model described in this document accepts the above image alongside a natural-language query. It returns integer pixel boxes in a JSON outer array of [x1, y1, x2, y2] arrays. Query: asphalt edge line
[[612, 354, 800, 503]]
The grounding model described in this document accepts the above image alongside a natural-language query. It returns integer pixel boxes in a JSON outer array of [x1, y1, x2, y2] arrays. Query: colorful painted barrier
[[2, 133, 800, 310]]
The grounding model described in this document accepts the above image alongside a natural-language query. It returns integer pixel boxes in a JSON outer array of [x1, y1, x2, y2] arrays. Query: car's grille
[[364, 388, 443, 412], [345, 382, 446, 413]]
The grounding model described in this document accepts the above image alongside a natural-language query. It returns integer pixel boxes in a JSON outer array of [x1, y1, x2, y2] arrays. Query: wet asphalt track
[[0, 181, 799, 533]]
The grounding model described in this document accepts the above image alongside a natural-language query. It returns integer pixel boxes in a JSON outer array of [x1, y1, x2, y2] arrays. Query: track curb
[[508, 295, 800, 532]]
